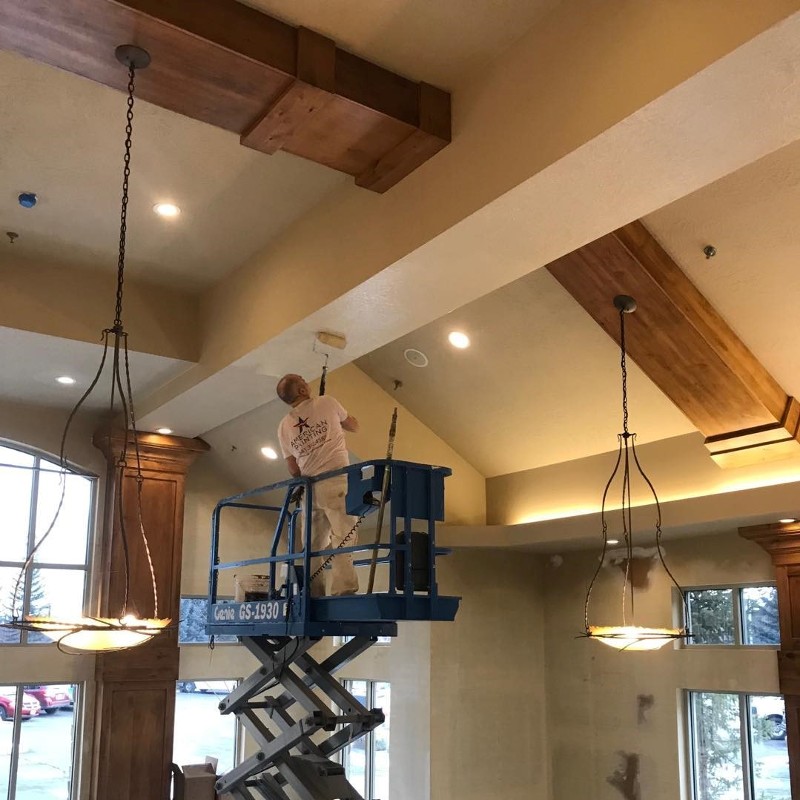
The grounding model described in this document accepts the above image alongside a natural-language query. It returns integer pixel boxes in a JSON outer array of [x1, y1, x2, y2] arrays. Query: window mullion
[[734, 588, 744, 646], [367, 681, 375, 800], [7, 685, 23, 800], [740, 694, 753, 800], [20, 461, 42, 645]]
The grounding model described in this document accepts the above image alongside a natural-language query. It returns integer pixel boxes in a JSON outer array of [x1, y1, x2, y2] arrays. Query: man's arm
[[285, 455, 301, 478], [341, 415, 359, 433]]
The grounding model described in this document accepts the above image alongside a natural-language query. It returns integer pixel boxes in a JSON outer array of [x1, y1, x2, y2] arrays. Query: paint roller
[[314, 331, 347, 395]]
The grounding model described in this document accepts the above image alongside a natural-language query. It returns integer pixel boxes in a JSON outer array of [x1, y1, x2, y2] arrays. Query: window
[[339, 680, 390, 800], [0, 444, 94, 644], [685, 585, 779, 646], [688, 691, 789, 800], [178, 597, 236, 645], [174, 681, 240, 774], [0, 683, 80, 799]]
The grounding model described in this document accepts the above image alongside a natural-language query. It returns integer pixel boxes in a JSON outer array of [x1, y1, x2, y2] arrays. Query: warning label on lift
[[212, 600, 288, 623]]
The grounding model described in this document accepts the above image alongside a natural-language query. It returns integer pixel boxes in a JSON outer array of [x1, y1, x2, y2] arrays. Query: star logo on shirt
[[293, 416, 310, 433]]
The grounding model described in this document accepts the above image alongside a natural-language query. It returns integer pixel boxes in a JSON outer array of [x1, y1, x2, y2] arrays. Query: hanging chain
[[113, 65, 136, 333], [619, 306, 629, 436]]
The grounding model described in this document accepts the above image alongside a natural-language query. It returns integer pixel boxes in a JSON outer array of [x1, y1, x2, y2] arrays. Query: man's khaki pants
[[301, 474, 360, 597]]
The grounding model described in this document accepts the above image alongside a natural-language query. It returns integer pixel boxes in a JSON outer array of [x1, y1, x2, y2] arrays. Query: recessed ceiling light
[[156, 428, 173, 435], [403, 348, 429, 368], [448, 331, 470, 349], [56, 376, 76, 385], [607, 539, 620, 545], [261, 446, 278, 460], [153, 202, 181, 218], [779, 518, 798, 524]]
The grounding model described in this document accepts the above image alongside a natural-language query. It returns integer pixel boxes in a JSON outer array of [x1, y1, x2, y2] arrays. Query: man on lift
[[277, 374, 360, 597]]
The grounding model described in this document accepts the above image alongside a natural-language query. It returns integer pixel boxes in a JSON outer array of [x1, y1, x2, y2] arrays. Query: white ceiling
[[0, 50, 345, 291], [355, 269, 695, 477], [0, 326, 191, 411], [239, 0, 562, 88]]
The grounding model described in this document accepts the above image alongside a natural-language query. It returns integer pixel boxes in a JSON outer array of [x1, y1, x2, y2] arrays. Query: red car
[[23, 685, 72, 715], [0, 691, 41, 721]]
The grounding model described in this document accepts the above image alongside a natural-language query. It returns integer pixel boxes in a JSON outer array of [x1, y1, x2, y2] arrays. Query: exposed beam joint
[[0, 0, 450, 191]]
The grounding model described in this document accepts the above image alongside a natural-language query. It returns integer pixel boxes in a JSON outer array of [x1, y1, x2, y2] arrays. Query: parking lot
[[0, 708, 75, 799]]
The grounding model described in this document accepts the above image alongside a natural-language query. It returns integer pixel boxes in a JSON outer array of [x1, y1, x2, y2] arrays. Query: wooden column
[[90, 429, 208, 800], [739, 521, 800, 798]]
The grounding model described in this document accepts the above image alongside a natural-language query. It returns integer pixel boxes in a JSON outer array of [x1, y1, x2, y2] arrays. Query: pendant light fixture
[[582, 295, 687, 652], [1, 45, 170, 653]]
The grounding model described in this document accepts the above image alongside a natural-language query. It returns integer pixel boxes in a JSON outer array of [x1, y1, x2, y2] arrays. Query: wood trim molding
[[547, 221, 800, 467], [0, 0, 451, 191], [740, 520, 800, 797]]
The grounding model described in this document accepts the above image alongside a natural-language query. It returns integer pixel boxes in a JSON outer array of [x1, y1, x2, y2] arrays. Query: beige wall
[[328, 364, 487, 526], [179, 457, 268, 681], [430, 549, 548, 800], [544, 531, 777, 800], [1, 257, 200, 361]]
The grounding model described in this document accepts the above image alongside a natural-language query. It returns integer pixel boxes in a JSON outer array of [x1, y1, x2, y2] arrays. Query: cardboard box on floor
[[172, 757, 233, 800]]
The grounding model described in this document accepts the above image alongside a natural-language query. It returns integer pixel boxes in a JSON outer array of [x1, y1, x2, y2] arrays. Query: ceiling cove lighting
[[153, 202, 180, 218], [448, 331, 470, 349], [1, 45, 170, 654], [261, 446, 278, 460], [582, 295, 687, 652], [779, 518, 798, 524], [56, 376, 76, 385]]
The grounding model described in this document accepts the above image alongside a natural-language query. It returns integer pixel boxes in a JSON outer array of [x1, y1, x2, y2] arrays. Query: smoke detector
[[403, 348, 428, 368]]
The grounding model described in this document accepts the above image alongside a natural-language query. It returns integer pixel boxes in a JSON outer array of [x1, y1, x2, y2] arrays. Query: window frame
[[686, 689, 788, 800], [682, 582, 779, 649], [0, 681, 83, 800], [0, 442, 96, 646], [339, 679, 389, 800]]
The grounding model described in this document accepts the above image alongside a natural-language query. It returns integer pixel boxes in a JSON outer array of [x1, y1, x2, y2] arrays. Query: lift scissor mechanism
[[205, 459, 460, 800]]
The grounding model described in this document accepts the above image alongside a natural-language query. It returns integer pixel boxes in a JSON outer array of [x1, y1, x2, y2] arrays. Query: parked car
[[0, 691, 41, 721], [24, 685, 72, 714], [178, 680, 236, 695], [752, 696, 786, 741]]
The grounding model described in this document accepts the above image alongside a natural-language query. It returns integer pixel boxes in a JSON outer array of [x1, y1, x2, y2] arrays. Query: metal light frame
[[582, 295, 688, 652], [1, 45, 170, 654]]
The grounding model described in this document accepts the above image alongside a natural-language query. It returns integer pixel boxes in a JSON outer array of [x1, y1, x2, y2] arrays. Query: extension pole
[[366, 408, 397, 594], [319, 354, 329, 396]]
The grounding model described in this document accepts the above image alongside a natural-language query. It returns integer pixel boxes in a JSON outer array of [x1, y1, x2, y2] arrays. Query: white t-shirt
[[278, 395, 350, 476]]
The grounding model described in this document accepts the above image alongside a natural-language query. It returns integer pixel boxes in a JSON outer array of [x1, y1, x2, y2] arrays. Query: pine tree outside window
[[685, 585, 779, 647]]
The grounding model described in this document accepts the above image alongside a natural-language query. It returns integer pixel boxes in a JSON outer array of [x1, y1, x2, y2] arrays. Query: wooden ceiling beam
[[547, 220, 800, 468], [0, 0, 450, 192]]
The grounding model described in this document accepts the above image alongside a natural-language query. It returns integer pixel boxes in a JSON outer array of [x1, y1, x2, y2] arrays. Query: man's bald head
[[277, 374, 308, 405]]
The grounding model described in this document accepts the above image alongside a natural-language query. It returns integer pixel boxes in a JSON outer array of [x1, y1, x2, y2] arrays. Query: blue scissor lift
[[206, 460, 460, 800]]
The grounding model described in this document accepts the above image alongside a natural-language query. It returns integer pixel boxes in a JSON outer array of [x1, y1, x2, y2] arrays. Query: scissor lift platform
[[205, 460, 460, 800]]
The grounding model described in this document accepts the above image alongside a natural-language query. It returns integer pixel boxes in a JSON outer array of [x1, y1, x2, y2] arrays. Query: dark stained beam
[[0, 0, 450, 192], [546, 220, 800, 467]]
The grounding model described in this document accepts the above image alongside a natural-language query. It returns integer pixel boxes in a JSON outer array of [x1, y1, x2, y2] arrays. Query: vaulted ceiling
[[3, 0, 800, 542]]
